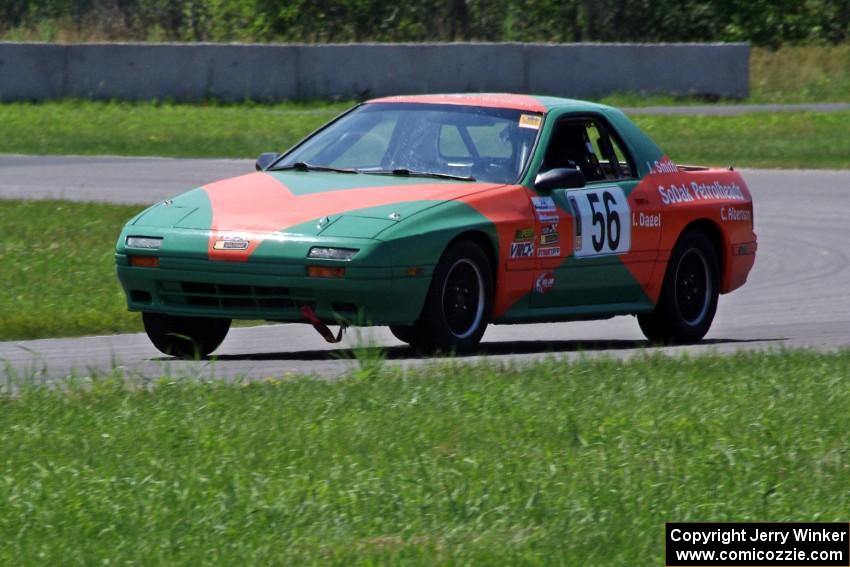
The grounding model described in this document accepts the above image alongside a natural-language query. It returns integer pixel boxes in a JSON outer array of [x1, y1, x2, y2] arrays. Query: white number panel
[[565, 186, 631, 258]]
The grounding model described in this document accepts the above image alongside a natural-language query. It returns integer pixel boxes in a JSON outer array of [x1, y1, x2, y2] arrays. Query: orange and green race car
[[115, 94, 756, 357]]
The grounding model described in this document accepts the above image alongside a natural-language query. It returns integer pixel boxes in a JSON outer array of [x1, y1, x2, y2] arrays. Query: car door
[[530, 115, 660, 309]]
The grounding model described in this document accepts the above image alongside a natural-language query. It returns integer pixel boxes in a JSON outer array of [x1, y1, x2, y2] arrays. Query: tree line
[[2, 0, 848, 47]]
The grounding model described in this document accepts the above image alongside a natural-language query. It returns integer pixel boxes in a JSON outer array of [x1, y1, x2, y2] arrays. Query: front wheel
[[638, 231, 719, 344], [408, 240, 493, 354], [142, 312, 231, 359]]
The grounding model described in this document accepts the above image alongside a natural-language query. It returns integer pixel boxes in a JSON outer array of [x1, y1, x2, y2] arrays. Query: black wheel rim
[[674, 248, 711, 326], [441, 259, 484, 339]]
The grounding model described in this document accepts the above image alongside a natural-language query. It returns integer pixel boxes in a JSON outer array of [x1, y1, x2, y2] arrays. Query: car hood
[[130, 170, 505, 260], [135, 170, 504, 231]]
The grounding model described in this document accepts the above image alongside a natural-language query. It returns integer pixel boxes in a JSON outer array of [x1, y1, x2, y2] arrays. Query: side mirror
[[534, 168, 586, 192], [255, 152, 281, 171]]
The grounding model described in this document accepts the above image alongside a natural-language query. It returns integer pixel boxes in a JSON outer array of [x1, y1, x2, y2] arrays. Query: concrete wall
[[0, 41, 749, 102]]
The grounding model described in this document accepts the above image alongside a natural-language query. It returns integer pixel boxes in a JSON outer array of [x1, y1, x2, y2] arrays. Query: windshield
[[277, 103, 542, 184]]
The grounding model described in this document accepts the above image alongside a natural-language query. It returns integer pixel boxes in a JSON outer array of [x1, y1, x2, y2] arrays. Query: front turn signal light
[[307, 265, 345, 278], [129, 255, 160, 268]]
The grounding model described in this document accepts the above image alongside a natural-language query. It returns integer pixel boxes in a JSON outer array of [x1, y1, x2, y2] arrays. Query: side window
[[543, 118, 635, 182], [586, 121, 635, 180]]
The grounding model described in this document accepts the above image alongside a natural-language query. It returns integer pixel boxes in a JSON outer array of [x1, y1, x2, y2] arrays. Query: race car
[[115, 94, 756, 357]]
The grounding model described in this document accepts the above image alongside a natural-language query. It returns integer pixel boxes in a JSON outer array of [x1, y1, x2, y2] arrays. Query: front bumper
[[116, 254, 431, 325]]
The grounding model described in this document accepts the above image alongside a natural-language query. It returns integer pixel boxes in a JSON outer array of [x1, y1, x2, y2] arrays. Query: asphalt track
[[1, 156, 849, 380]]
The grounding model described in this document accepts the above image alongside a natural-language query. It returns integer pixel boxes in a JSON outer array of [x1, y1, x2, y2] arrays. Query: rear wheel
[[142, 312, 231, 359], [638, 231, 719, 344], [405, 240, 493, 354]]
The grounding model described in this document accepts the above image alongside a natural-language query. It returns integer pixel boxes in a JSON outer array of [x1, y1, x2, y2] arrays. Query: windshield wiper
[[269, 162, 359, 174], [360, 168, 476, 182]]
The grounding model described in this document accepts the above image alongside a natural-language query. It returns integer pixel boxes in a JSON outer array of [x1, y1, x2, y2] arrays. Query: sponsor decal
[[538, 246, 560, 258], [632, 211, 661, 228], [510, 241, 535, 258], [213, 236, 250, 250], [532, 196, 556, 212], [514, 227, 535, 241], [519, 114, 542, 130], [540, 222, 560, 245], [721, 207, 751, 221], [533, 197, 559, 221], [537, 213, 560, 222], [540, 233, 560, 246], [658, 181, 746, 205], [535, 271, 556, 294]]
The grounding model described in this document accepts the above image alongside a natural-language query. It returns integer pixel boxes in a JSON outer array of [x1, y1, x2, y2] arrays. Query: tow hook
[[300, 305, 346, 343]]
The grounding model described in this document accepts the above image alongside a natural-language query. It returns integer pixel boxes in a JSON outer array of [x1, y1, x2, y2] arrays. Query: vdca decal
[[566, 186, 631, 258], [510, 241, 535, 258]]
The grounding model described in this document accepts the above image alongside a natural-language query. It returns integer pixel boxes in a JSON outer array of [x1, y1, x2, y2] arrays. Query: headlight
[[307, 247, 358, 261], [126, 236, 163, 249]]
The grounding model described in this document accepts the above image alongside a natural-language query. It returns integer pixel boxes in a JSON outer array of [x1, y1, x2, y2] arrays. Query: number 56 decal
[[566, 186, 631, 257]]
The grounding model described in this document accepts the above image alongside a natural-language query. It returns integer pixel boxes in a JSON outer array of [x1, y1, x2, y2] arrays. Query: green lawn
[[1, 350, 848, 565], [635, 111, 850, 169], [0, 199, 144, 339], [750, 44, 850, 104], [0, 100, 848, 168], [0, 100, 350, 158]]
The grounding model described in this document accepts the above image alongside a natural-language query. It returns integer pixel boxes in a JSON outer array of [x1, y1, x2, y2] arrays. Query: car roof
[[366, 93, 611, 114]]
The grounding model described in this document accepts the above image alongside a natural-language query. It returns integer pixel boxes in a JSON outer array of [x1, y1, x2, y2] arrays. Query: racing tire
[[638, 231, 720, 344], [409, 240, 493, 354], [142, 312, 231, 359]]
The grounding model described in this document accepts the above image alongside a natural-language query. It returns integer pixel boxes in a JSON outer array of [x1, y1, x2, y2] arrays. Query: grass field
[[0, 43, 848, 164], [0, 99, 350, 158], [1, 100, 848, 169], [635, 111, 850, 169], [0, 43, 848, 165], [1, 350, 848, 565], [750, 44, 850, 103], [0, 199, 144, 339]]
